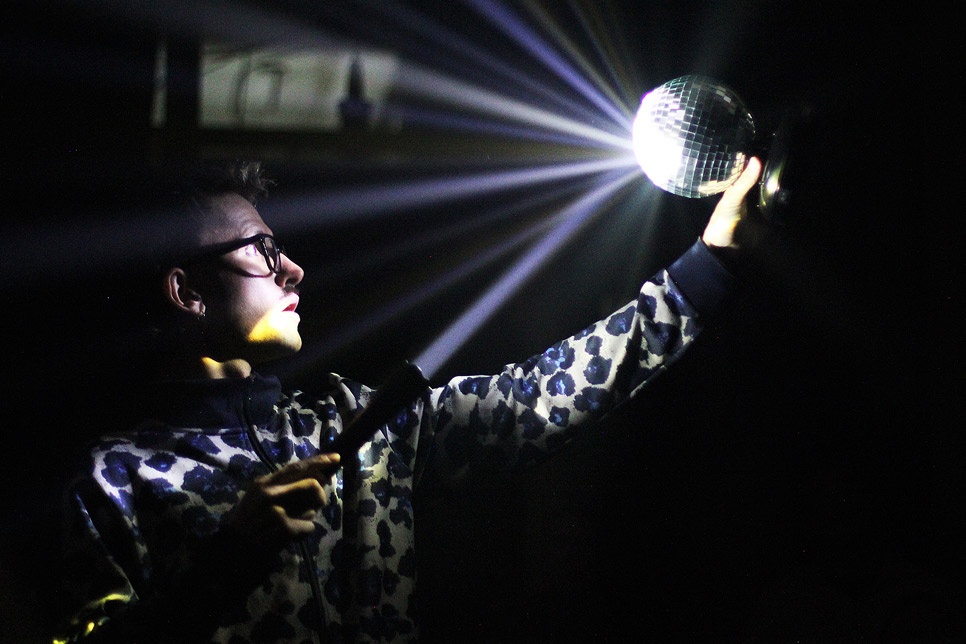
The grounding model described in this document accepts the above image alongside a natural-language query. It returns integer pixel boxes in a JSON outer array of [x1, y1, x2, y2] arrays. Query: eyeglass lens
[[259, 236, 281, 273]]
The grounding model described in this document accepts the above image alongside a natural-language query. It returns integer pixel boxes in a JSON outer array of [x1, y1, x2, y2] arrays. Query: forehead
[[197, 192, 272, 244]]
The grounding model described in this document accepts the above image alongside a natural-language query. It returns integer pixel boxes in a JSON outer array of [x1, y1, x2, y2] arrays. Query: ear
[[163, 268, 205, 316]]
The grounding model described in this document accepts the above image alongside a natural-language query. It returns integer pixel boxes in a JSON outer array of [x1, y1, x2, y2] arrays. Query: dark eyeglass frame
[[187, 233, 287, 275]]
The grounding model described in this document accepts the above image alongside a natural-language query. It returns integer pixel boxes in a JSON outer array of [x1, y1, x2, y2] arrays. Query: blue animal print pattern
[[57, 246, 724, 644]]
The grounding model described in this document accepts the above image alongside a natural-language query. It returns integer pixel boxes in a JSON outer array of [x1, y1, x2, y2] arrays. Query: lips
[[282, 298, 299, 312]]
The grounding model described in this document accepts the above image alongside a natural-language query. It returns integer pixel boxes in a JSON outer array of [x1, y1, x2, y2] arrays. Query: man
[[55, 156, 762, 643]]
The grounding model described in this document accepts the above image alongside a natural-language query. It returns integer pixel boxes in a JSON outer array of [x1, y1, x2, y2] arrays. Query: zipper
[[242, 379, 328, 643]]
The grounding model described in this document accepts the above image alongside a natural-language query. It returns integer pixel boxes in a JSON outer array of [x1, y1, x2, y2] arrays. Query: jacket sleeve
[[423, 240, 735, 481], [53, 460, 269, 644], [53, 474, 135, 642]]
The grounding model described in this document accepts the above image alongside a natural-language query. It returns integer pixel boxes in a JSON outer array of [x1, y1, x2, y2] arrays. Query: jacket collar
[[143, 372, 282, 429]]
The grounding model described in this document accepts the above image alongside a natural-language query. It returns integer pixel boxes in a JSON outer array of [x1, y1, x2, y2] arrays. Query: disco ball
[[632, 75, 755, 198]]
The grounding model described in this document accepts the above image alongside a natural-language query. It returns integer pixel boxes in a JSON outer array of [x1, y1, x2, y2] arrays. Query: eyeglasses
[[188, 233, 287, 275]]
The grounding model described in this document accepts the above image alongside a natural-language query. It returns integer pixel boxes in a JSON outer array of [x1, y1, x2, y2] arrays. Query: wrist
[[702, 239, 743, 273]]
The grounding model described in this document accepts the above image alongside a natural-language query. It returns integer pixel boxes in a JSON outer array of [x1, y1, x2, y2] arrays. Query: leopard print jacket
[[55, 241, 733, 643]]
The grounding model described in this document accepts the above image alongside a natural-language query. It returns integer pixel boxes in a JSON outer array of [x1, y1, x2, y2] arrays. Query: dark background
[[2, 1, 963, 642]]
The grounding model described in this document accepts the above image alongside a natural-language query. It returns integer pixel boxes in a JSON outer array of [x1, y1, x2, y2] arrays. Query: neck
[[199, 356, 253, 379]]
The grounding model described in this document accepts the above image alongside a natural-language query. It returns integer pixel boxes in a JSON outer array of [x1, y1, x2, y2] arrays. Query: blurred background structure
[[2, 1, 963, 641]]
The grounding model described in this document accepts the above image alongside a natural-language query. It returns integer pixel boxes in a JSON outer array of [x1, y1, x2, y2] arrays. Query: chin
[[247, 313, 303, 358]]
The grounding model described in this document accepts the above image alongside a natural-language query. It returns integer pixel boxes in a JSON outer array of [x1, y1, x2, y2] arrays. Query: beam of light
[[560, 0, 644, 112], [391, 63, 632, 150], [379, 105, 626, 150], [318, 177, 594, 284], [350, 0, 623, 131], [512, 0, 636, 122], [2, 158, 636, 287], [274, 195, 566, 382], [266, 157, 637, 233], [461, 0, 632, 129], [415, 167, 640, 379], [4, 214, 177, 289], [81, 0, 357, 51]]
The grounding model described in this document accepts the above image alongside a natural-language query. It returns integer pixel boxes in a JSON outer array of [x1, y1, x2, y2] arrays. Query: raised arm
[[423, 159, 763, 481]]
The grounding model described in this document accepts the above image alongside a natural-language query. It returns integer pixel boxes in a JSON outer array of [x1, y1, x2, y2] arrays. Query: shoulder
[[285, 372, 373, 411], [79, 433, 145, 490]]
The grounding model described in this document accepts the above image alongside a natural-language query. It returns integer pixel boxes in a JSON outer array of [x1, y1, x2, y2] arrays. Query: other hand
[[223, 453, 341, 552]]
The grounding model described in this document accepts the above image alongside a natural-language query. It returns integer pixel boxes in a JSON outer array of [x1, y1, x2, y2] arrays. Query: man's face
[[190, 192, 305, 364]]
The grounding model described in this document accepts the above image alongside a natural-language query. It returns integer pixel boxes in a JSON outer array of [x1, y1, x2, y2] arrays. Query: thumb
[[719, 157, 762, 208]]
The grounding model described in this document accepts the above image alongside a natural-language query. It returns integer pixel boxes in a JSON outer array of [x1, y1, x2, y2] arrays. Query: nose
[[276, 253, 305, 290]]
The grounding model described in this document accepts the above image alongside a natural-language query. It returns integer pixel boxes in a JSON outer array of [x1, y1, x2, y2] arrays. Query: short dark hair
[[103, 159, 275, 359], [155, 159, 276, 268], [175, 158, 275, 208]]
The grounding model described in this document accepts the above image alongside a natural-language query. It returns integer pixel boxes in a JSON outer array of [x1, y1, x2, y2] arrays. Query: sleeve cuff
[[666, 239, 737, 316]]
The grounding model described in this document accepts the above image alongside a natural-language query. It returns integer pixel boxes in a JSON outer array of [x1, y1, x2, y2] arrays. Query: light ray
[[379, 105, 625, 150], [267, 157, 637, 233], [392, 63, 632, 150], [83, 0, 357, 51], [515, 0, 635, 121], [3, 157, 637, 287], [462, 0, 631, 128], [352, 0, 623, 130], [562, 0, 644, 110], [318, 177, 593, 283], [415, 166, 640, 379], [275, 197, 564, 381]]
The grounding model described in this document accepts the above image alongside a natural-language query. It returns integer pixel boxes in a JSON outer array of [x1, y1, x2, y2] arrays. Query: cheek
[[208, 277, 269, 338], [226, 283, 274, 331], [226, 280, 301, 346]]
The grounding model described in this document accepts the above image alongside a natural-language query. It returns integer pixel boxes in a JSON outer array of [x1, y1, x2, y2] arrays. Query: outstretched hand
[[701, 156, 763, 252], [223, 453, 341, 552]]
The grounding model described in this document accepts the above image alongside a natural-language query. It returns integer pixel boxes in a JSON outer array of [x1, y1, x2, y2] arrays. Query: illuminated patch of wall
[[200, 44, 399, 130], [152, 41, 401, 131]]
